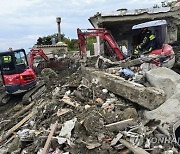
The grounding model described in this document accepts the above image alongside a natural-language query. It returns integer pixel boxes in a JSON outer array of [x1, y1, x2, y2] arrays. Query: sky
[[0, 0, 165, 52]]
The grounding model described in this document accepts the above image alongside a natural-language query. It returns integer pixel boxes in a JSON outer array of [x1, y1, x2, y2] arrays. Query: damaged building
[[88, 6, 180, 55]]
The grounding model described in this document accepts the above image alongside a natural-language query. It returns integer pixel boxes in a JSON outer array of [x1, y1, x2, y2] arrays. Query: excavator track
[[0, 91, 11, 106], [22, 82, 46, 105]]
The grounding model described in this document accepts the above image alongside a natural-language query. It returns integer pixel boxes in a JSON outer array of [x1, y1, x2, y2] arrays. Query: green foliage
[[35, 33, 78, 51], [36, 33, 58, 45], [85, 36, 96, 55], [63, 37, 79, 51], [153, 0, 177, 8], [161, 0, 177, 7]]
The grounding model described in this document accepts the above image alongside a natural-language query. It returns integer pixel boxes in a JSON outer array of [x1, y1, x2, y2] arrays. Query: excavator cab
[[0, 49, 37, 94]]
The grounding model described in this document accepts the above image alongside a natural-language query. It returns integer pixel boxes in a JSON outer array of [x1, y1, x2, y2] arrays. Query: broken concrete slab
[[144, 67, 180, 125], [95, 55, 159, 69], [146, 67, 180, 99], [105, 119, 136, 131], [81, 67, 166, 110]]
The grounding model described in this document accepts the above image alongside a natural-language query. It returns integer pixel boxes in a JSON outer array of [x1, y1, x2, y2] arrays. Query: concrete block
[[81, 67, 166, 110], [144, 67, 180, 125]]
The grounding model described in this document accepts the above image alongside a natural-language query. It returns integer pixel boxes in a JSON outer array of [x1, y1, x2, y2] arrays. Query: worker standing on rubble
[[134, 28, 156, 55]]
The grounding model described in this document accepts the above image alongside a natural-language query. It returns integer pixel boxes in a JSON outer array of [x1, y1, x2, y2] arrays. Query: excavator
[[0, 48, 48, 105], [77, 20, 175, 68]]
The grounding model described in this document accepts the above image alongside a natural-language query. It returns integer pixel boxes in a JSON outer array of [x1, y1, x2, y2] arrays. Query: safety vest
[[149, 34, 155, 41], [3, 56, 11, 63]]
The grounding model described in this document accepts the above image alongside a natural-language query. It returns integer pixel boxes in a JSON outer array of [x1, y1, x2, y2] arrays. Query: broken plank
[[12, 101, 36, 119], [61, 95, 80, 107], [0, 111, 36, 143], [56, 108, 72, 117], [120, 139, 149, 154], [42, 121, 58, 154], [105, 119, 137, 131]]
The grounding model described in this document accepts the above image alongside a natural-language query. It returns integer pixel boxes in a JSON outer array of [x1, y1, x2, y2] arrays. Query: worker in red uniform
[[134, 28, 156, 55]]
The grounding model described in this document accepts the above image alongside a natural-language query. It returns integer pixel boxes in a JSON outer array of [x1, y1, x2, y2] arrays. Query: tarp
[[132, 20, 167, 30]]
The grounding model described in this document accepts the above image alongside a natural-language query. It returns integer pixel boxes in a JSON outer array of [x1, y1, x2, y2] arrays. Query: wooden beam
[[42, 121, 58, 154], [0, 111, 36, 143]]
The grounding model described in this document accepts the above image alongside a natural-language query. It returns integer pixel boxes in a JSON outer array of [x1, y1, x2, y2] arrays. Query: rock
[[59, 118, 77, 138], [122, 108, 138, 120], [7, 137, 20, 153], [95, 98, 104, 105], [84, 105, 91, 110], [101, 98, 116, 112], [41, 68, 58, 79], [13, 104, 23, 112], [144, 67, 180, 125], [146, 67, 180, 99], [83, 109, 104, 136], [111, 132, 123, 146]]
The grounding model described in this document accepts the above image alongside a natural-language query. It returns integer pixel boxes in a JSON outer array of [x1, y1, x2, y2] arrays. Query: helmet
[[140, 27, 148, 32]]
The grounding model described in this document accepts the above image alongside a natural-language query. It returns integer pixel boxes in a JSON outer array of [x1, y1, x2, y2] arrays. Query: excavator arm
[[77, 28, 125, 60], [28, 48, 48, 69]]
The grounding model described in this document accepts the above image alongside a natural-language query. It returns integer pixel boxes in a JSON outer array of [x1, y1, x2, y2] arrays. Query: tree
[[86, 36, 96, 55], [37, 37, 43, 45], [35, 33, 79, 51], [161, 0, 177, 7]]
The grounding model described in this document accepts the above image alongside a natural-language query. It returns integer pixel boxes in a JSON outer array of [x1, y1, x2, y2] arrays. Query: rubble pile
[[171, 42, 180, 74], [0, 55, 180, 154]]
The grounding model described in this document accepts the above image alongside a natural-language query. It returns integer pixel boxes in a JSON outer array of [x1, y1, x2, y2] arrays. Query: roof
[[35, 43, 68, 48], [101, 7, 171, 17], [89, 6, 180, 27]]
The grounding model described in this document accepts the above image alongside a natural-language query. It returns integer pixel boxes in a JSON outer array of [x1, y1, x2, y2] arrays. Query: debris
[[86, 142, 101, 150], [41, 68, 58, 79], [164, 150, 174, 154], [84, 105, 91, 110], [144, 67, 180, 125], [95, 55, 159, 69], [82, 67, 166, 110], [120, 139, 150, 154], [119, 68, 135, 80], [145, 67, 180, 98], [12, 101, 37, 119], [81, 140, 101, 149], [101, 98, 116, 112], [102, 89, 108, 94], [105, 119, 136, 131], [122, 107, 138, 120], [111, 132, 123, 146], [42, 121, 58, 154], [56, 108, 72, 117], [0, 53, 179, 153], [0, 111, 37, 143], [17, 129, 35, 141], [157, 125, 170, 137], [59, 118, 77, 138], [52, 87, 60, 97], [95, 98, 104, 105], [61, 95, 80, 108]]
